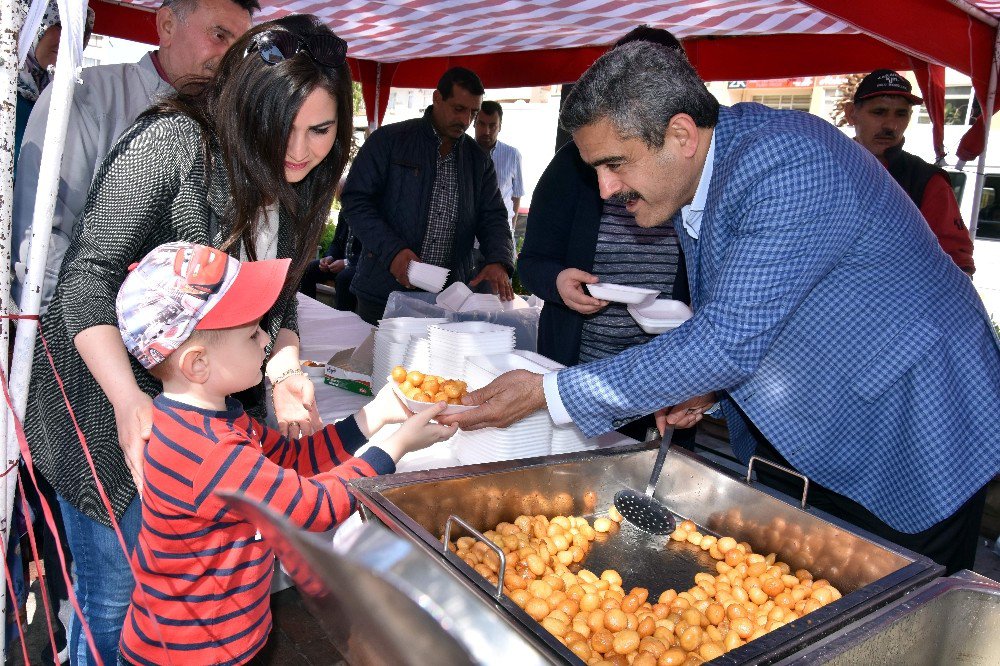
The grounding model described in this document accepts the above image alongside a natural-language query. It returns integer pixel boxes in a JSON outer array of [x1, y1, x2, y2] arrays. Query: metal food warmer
[[334, 442, 943, 664], [776, 569, 1000, 665]]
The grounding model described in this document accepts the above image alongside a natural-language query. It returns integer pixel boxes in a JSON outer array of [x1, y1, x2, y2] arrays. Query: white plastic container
[[626, 299, 693, 334], [435, 282, 473, 311], [586, 282, 659, 304]]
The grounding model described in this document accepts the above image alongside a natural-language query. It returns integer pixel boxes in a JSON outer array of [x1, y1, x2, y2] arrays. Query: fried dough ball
[[390, 366, 407, 383]]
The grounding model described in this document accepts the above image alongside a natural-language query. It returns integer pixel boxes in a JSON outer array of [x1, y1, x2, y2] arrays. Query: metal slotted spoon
[[613, 428, 676, 534]]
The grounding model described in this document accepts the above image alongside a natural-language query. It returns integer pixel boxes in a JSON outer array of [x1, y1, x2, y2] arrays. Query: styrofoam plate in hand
[[627, 299, 693, 334], [586, 282, 659, 304]]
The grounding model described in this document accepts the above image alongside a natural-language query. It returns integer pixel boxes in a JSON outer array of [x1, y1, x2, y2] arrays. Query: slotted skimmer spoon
[[613, 427, 676, 534]]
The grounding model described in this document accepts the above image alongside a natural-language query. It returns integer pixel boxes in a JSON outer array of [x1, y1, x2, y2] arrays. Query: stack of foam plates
[[371, 317, 448, 391], [463, 350, 561, 390], [456, 350, 558, 464], [458, 293, 502, 312], [407, 261, 449, 293], [455, 410, 553, 465], [401, 337, 431, 374], [464, 349, 602, 455], [426, 321, 515, 379], [550, 422, 600, 454], [626, 299, 694, 334]]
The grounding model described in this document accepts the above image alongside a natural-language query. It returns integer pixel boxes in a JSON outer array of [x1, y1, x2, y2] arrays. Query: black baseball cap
[[853, 69, 923, 104]]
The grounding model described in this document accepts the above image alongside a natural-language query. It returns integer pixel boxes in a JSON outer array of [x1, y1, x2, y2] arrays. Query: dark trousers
[[355, 297, 388, 326], [751, 435, 985, 574], [332, 268, 357, 312], [298, 259, 328, 299], [299, 263, 357, 312]]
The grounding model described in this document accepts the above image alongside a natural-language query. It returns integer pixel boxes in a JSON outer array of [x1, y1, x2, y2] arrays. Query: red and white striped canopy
[[91, 0, 999, 64], [90, 0, 1000, 158]]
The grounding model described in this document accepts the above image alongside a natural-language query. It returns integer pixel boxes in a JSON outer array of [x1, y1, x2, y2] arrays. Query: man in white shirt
[[475, 100, 524, 229], [13, 0, 257, 310]]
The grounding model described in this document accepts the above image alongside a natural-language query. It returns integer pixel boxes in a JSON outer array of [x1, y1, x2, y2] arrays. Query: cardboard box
[[324, 365, 373, 396]]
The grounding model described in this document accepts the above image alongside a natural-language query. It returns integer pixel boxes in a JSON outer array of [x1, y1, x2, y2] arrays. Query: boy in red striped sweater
[[114, 242, 455, 665]]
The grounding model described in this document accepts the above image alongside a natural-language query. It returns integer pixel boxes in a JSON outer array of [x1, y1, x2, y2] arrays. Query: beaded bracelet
[[269, 368, 305, 386]]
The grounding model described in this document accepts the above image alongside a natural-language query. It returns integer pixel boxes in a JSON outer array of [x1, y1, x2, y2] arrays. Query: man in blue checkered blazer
[[444, 41, 1000, 572]]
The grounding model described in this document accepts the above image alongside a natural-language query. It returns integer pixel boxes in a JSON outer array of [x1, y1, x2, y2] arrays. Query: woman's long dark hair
[[145, 14, 353, 294]]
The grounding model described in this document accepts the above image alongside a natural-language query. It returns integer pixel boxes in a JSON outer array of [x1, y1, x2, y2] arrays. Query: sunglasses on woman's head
[[246, 30, 348, 68]]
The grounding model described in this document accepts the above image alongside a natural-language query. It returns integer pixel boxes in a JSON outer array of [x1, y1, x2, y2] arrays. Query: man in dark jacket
[[341, 67, 515, 323], [845, 69, 975, 274]]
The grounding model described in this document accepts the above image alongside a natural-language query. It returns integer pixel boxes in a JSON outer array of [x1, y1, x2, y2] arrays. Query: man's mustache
[[875, 130, 897, 140], [613, 191, 642, 205]]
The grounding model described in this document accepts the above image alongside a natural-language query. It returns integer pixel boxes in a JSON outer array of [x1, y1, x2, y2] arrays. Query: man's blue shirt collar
[[681, 130, 715, 239]]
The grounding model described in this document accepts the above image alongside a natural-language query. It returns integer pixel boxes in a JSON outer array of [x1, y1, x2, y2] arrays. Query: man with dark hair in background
[[475, 100, 524, 229], [845, 69, 975, 274], [342, 67, 515, 323]]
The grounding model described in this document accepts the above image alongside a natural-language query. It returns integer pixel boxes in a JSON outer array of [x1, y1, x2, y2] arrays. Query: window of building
[[750, 94, 812, 111], [917, 85, 977, 125]]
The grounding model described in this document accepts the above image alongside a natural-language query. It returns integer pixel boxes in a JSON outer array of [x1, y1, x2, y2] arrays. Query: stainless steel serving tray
[[350, 442, 942, 664], [776, 570, 1000, 665], [217, 490, 558, 666]]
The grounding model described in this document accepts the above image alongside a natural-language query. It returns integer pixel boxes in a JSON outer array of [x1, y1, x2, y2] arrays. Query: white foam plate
[[392, 383, 476, 415], [409, 275, 447, 293], [435, 282, 474, 311], [627, 299, 693, 334], [586, 282, 659, 304]]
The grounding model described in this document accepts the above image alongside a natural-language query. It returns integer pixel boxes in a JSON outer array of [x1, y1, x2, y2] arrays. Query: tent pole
[[966, 27, 1000, 241], [0, 0, 22, 653], [4, 0, 86, 652], [369, 62, 382, 133]]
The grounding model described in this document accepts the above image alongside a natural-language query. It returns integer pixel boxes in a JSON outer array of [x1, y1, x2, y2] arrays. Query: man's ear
[[666, 113, 700, 159], [432, 89, 442, 105], [843, 101, 857, 126], [156, 7, 176, 48], [176, 343, 210, 385]]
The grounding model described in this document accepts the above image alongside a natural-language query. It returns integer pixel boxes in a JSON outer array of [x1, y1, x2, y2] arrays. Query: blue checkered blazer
[[557, 103, 1000, 533]]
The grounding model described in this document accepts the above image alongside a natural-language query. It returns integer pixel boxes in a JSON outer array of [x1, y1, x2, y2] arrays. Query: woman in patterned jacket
[[22, 15, 353, 663]]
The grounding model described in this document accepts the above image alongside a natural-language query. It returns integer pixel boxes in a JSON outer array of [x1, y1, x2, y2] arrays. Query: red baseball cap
[[118, 242, 290, 369]]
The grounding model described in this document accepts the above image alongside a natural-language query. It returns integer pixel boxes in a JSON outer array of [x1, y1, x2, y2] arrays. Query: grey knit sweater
[[24, 113, 299, 526]]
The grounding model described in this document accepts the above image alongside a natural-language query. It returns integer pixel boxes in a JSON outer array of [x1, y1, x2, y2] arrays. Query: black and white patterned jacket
[[24, 113, 299, 526]]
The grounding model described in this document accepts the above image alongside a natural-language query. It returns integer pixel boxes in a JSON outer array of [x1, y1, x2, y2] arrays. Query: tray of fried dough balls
[[446, 508, 845, 665], [348, 442, 942, 665]]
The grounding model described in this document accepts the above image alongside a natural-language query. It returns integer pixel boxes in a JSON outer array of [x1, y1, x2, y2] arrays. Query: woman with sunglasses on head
[[21, 15, 352, 664]]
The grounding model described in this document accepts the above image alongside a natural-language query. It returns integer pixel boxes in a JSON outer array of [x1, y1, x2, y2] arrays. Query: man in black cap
[[845, 69, 975, 274]]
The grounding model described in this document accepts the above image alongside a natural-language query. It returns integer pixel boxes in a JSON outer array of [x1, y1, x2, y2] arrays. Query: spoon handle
[[644, 427, 674, 497]]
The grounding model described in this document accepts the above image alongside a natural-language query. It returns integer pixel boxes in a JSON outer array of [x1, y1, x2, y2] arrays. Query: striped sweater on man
[[120, 394, 394, 666]]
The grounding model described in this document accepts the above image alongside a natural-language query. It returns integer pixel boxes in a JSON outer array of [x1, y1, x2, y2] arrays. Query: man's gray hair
[[161, 0, 260, 21], [560, 41, 719, 149]]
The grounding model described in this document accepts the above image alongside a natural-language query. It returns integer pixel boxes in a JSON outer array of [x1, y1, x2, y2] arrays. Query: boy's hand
[[357, 382, 411, 438], [112, 390, 153, 495], [273, 374, 323, 439], [382, 403, 457, 461]]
